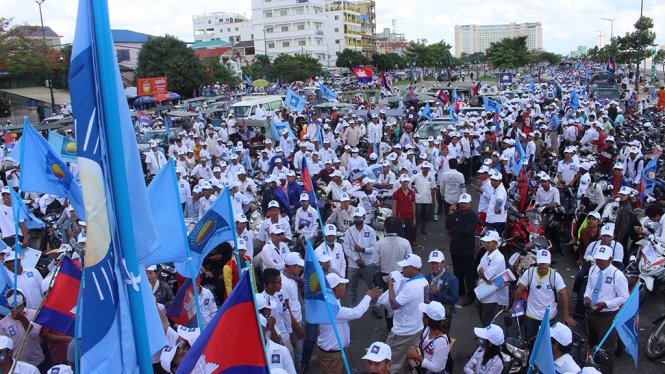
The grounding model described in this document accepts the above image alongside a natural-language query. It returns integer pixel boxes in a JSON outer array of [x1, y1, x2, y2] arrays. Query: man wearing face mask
[[0, 335, 39, 374], [425, 250, 459, 328]]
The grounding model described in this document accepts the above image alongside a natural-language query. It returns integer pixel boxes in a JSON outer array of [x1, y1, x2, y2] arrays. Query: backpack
[[525, 267, 559, 303], [411, 333, 454, 374]]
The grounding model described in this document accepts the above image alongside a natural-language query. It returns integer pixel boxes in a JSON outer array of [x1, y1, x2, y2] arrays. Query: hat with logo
[[268, 200, 280, 209], [361, 341, 392, 362], [324, 224, 337, 236], [618, 186, 634, 195], [600, 224, 614, 237], [587, 211, 601, 220], [315, 247, 332, 263], [536, 249, 551, 264], [550, 322, 573, 346], [480, 230, 501, 242], [399, 174, 410, 182], [300, 193, 310, 202], [458, 193, 472, 203], [418, 301, 446, 321], [326, 273, 349, 289], [474, 324, 505, 346], [428, 250, 445, 262], [594, 245, 613, 260], [285, 252, 304, 267], [353, 207, 366, 217], [397, 254, 422, 269], [269, 223, 285, 234]]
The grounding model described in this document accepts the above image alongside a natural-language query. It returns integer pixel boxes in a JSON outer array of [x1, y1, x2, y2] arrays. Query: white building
[[324, 0, 363, 67], [192, 12, 253, 45], [454, 22, 542, 58]]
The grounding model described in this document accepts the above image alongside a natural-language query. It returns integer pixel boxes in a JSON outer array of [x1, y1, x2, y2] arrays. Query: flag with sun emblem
[[303, 238, 339, 324], [19, 118, 86, 220]]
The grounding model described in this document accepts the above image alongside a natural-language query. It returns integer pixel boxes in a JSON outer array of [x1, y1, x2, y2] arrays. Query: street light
[[36, 0, 56, 115], [635, 0, 644, 91], [600, 17, 614, 46]]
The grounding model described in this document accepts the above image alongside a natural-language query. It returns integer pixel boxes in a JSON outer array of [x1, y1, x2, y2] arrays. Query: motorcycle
[[632, 234, 665, 293], [645, 312, 665, 359]]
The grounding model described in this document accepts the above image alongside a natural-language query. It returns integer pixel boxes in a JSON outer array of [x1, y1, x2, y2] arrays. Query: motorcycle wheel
[[645, 319, 665, 359]]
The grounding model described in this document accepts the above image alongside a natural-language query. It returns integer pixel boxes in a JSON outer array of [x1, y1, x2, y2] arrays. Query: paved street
[[305, 197, 665, 373]]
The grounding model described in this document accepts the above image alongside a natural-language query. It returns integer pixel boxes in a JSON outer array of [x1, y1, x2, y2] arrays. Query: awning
[[0, 87, 71, 105]]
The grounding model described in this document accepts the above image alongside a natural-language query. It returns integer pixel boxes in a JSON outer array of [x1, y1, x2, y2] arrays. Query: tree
[[371, 52, 404, 71], [135, 35, 204, 96], [614, 16, 656, 65], [532, 51, 562, 65], [654, 49, 665, 80], [271, 54, 323, 82], [486, 36, 532, 69], [335, 48, 368, 68], [51, 44, 72, 89], [0, 17, 62, 81], [243, 54, 271, 80], [0, 94, 10, 117], [201, 57, 238, 86]]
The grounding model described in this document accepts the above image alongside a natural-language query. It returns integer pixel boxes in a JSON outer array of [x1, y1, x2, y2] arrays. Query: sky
[[4, 0, 664, 55]]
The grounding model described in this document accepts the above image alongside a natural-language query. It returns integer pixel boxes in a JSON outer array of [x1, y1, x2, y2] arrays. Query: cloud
[[4, 0, 663, 55]]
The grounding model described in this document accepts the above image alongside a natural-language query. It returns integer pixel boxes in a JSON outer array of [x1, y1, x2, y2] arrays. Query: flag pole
[[13, 118, 31, 309], [306, 239, 352, 374], [90, 1, 153, 371], [169, 159, 205, 331], [592, 283, 640, 360], [526, 305, 550, 374], [224, 187, 271, 366]]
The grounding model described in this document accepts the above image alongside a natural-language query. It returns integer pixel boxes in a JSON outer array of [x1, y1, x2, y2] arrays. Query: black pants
[[451, 254, 476, 298], [400, 219, 416, 243], [587, 310, 618, 374]]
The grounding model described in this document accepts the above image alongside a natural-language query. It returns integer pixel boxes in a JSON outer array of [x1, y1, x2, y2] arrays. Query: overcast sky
[[5, 0, 664, 55]]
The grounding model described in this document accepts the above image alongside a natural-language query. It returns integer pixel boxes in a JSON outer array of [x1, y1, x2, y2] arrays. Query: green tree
[[335, 48, 368, 68], [271, 54, 323, 82], [0, 17, 60, 81], [201, 57, 238, 86], [0, 94, 10, 117], [532, 51, 562, 65], [135, 35, 204, 96], [243, 54, 271, 80], [51, 44, 72, 89], [614, 16, 656, 65], [486, 36, 532, 69], [404, 39, 454, 70], [371, 52, 404, 71], [654, 49, 665, 80], [459, 52, 486, 65]]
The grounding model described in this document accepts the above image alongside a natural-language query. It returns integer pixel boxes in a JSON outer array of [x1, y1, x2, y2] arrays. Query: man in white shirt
[[260, 223, 291, 272], [411, 162, 437, 236], [258, 268, 294, 355], [477, 230, 509, 326], [486, 171, 507, 236], [315, 224, 346, 277], [281, 252, 305, 371], [294, 193, 319, 241], [2, 250, 44, 310], [385, 254, 429, 373], [343, 207, 378, 314], [144, 140, 167, 176]]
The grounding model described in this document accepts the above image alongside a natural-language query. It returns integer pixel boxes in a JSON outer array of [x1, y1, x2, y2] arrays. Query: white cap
[[176, 326, 200, 347], [550, 322, 573, 346], [315, 247, 332, 263], [269, 223, 285, 234], [480, 230, 501, 242], [236, 238, 248, 251], [458, 193, 472, 203], [594, 245, 613, 260], [474, 324, 505, 346], [489, 171, 502, 181], [564, 146, 575, 153], [418, 301, 446, 321], [300, 193, 310, 202], [536, 249, 551, 264], [540, 174, 551, 181], [0, 335, 13, 350], [618, 186, 633, 195], [324, 224, 337, 236], [160, 345, 178, 372], [353, 207, 366, 217], [2, 250, 17, 263], [477, 166, 490, 174], [285, 252, 305, 267], [613, 162, 624, 170], [399, 174, 410, 182], [362, 177, 376, 185], [420, 161, 431, 169], [629, 146, 639, 154], [587, 211, 601, 220], [325, 273, 349, 288], [600, 224, 614, 237], [580, 162, 591, 170], [236, 214, 248, 223], [397, 254, 422, 269], [47, 365, 74, 374], [340, 193, 350, 202], [362, 341, 392, 362], [257, 295, 276, 310], [268, 200, 280, 209], [428, 250, 445, 262], [146, 265, 157, 271], [508, 252, 521, 267]]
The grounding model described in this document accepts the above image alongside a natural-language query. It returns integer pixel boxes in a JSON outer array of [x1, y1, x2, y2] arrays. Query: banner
[[136, 76, 168, 96]]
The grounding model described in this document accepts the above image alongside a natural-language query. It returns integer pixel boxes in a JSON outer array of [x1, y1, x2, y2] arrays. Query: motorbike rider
[[635, 203, 665, 245], [614, 186, 636, 267], [609, 163, 630, 198], [597, 136, 617, 175], [534, 175, 562, 254]]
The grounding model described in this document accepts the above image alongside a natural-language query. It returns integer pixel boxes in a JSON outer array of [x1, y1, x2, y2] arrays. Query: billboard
[[136, 76, 168, 96]]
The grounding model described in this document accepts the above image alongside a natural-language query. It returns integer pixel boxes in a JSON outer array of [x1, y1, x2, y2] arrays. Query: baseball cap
[[47, 365, 73, 374], [285, 252, 304, 267], [268, 200, 280, 209], [362, 341, 392, 362], [236, 214, 248, 223], [594, 245, 613, 260], [458, 193, 472, 203], [340, 193, 350, 202], [508, 252, 521, 267], [160, 344, 179, 372], [480, 230, 501, 242], [0, 334, 13, 350], [477, 166, 490, 174], [1, 186, 11, 194], [324, 224, 337, 236], [474, 324, 505, 346], [418, 301, 446, 321], [362, 177, 376, 185], [236, 238, 248, 251], [299, 193, 310, 201], [629, 146, 639, 154], [326, 273, 349, 289], [489, 171, 502, 181], [536, 249, 551, 264], [428, 250, 445, 262], [2, 250, 17, 263], [550, 322, 573, 346], [421, 161, 431, 169], [353, 207, 366, 217], [315, 247, 332, 263], [540, 174, 551, 181], [613, 162, 624, 170], [176, 326, 201, 347], [587, 211, 601, 220], [599, 224, 613, 237], [269, 223, 285, 234], [618, 186, 633, 195], [399, 174, 410, 182], [257, 295, 276, 311], [397, 254, 422, 269]]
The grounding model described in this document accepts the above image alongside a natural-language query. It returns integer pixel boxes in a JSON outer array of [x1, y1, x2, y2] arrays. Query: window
[[334, 27, 339, 33], [280, 10, 288, 16], [298, 40, 306, 46], [208, 20, 211, 24], [334, 15, 339, 20], [268, 42, 275, 48], [297, 24, 305, 31], [267, 28, 274, 33], [335, 39, 340, 44], [235, 27, 239, 31], [295, 7, 304, 15], [266, 11, 272, 18], [117, 49, 130, 62], [283, 41, 290, 47], [281, 26, 289, 32]]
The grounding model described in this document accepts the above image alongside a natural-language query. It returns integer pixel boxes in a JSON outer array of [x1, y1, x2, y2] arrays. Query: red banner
[[136, 76, 168, 96]]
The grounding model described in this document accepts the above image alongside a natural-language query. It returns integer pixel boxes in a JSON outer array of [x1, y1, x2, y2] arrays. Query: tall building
[[454, 22, 542, 57], [192, 12, 252, 45], [324, 0, 363, 67], [356, 0, 377, 59]]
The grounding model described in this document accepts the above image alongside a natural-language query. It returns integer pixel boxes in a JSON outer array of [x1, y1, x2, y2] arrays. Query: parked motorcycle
[[645, 312, 665, 359]]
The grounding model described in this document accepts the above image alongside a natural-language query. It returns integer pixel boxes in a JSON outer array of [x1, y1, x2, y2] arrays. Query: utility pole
[[635, 0, 644, 91], [36, 0, 56, 115]]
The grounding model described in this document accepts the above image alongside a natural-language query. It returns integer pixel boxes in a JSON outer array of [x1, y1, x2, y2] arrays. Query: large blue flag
[[642, 156, 659, 195], [176, 187, 234, 278], [48, 130, 78, 163], [449, 105, 458, 124], [483, 97, 502, 113], [512, 134, 525, 175], [69, 0, 163, 371], [529, 80, 535, 92], [285, 89, 306, 113], [139, 161, 188, 266], [0, 267, 14, 316], [9, 187, 45, 230], [303, 238, 339, 324], [614, 283, 640, 367], [319, 84, 337, 101], [569, 89, 580, 110], [528, 306, 555, 374], [422, 103, 432, 123], [269, 118, 297, 142], [19, 119, 86, 220], [176, 271, 268, 374]]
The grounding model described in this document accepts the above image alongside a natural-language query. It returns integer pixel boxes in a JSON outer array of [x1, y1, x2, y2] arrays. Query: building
[[454, 22, 542, 57], [192, 12, 253, 45], [111, 29, 156, 70], [17, 26, 62, 49], [324, 0, 363, 67], [356, 0, 377, 59], [376, 27, 407, 55]]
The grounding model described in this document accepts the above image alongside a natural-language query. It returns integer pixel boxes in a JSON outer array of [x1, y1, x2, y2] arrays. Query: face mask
[[477, 338, 485, 346], [0, 354, 6, 362]]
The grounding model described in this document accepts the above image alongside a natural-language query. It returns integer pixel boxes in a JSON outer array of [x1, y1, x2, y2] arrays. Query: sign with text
[[137, 76, 167, 96]]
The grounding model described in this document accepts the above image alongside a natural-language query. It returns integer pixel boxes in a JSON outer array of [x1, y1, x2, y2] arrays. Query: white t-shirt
[[391, 274, 428, 336], [411, 173, 436, 204], [518, 268, 566, 320], [0, 203, 22, 238], [280, 274, 302, 323]]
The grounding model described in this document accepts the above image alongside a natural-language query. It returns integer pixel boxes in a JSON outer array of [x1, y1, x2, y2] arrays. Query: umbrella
[[134, 96, 154, 104], [153, 93, 174, 101], [252, 79, 270, 87], [167, 92, 181, 100]]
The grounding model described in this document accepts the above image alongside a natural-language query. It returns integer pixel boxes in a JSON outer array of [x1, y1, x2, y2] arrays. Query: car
[[137, 128, 180, 153], [590, 86, 621, 101], [414, 118, 455, 139]]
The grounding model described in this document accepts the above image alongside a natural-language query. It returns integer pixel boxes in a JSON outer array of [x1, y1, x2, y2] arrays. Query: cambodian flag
[[351, 64, 373, 83], [301, 157, 317, 205], [35, 257, 81, 336], [471, 81, 481, 96], [379, 72, 392, 93], [607, 55, 616, 73], [436, 90, 450, 104], [167, 277, 199, 327], [176, 271, 269, 374]]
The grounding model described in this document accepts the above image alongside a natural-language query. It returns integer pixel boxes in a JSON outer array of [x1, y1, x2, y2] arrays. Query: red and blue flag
[[34, 257, 81, 336], [436, 90, 450, 104], [379, 72, 392, 93], [176, 271, 268, 374], [351, 64, 373, 83], [167, 277, 199, 328]]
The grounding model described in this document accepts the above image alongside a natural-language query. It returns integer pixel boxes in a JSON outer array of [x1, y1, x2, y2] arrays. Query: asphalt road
[[304, 202, 665, 373]]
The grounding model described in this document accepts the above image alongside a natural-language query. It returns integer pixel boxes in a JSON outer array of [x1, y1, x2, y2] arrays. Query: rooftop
[[111, 29, 156, 43]]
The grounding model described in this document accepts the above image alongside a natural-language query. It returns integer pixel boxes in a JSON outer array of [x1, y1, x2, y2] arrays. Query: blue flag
[[303, 238, 339, 324], [512, 134, 525, 175], [449, 105, 458, 124], [319, 84, 337, 100], [528, 306, 555, 374], [176, 187, 234, 278], [19, 118, 86, 221], [140, 161, 187, 266], [483, 97, 502, 113], [422, 102, 432, 122], [69, 0, 164, 370], [570, 89, 580, 110], [269, 119, 297, 142], [0, 267, 14, 316], [245, 74, 253, 86], [614, 283, 640, 367], [642, 156, 659, 195], [176, 271, 269, 374], [529, 80, 535, 93], [9, 187, 45, 230], [48, 131, 78, 163], [285, 89, 306, 113]]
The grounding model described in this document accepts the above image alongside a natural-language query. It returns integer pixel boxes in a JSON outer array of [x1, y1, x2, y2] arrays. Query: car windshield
[[415, 120, 453, 139], [139, 131, 165, 143], [228, 105, 251, 118], [594, 89, 620, 100]]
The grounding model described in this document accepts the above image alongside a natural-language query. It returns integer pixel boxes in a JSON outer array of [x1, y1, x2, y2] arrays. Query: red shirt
[[392, 188, 416, 220]]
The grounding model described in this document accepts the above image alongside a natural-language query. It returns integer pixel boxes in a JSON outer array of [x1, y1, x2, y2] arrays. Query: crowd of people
[[0, 60, 664, 374]]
